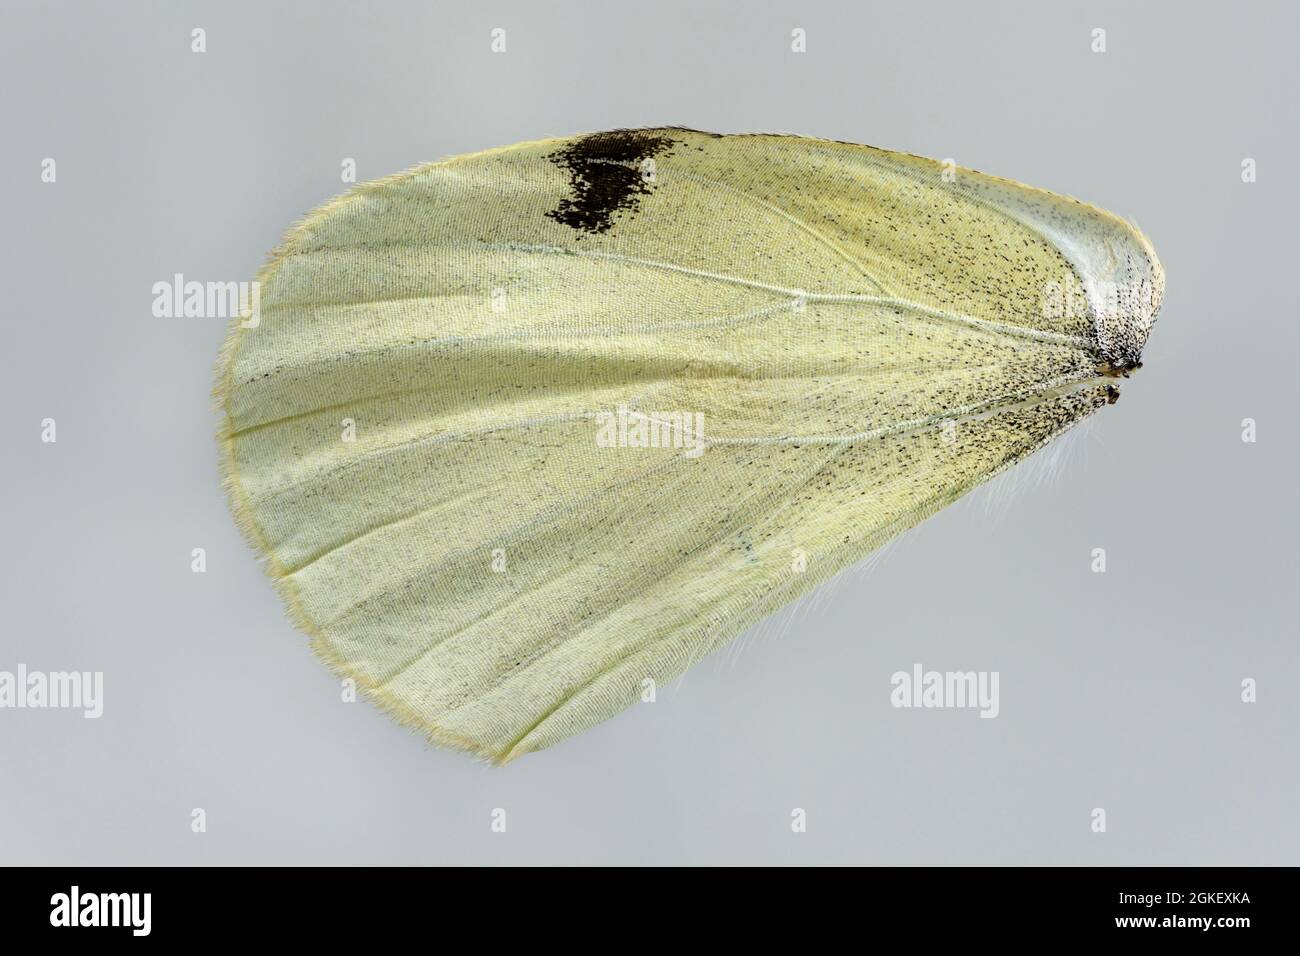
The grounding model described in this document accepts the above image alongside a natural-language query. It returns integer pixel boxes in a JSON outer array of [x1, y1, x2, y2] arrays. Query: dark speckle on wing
[[546, 129, 678, 235]]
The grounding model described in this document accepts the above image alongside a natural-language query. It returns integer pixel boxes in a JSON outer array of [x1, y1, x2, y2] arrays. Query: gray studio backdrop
[[2, 0, 1296, 865]]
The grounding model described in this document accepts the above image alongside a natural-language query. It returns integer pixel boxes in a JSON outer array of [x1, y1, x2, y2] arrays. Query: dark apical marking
[[546, 129, 678, 235]]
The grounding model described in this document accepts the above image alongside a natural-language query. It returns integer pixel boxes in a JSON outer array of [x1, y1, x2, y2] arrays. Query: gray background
[[2, 0, 1296, 865]]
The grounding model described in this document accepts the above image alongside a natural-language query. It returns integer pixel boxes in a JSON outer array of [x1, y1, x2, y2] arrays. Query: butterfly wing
[[216, 128, 1162, 761]]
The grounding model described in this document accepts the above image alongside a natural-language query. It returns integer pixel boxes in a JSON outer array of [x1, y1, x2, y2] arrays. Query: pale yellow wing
[[215, 128, 1163, 762]]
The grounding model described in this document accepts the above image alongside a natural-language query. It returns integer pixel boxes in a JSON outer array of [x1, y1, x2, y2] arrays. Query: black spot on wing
[[546, 129, 678, 235]]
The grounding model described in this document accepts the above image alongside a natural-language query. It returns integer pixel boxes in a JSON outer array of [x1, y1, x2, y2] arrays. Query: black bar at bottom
[[0, 866, 1282, 941]]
